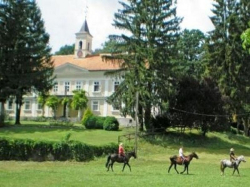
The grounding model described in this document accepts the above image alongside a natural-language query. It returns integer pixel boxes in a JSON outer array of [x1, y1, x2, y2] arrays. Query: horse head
[[127, 151, 137, 159], [131, 151, 137, 159], [237, 155, 246, 163], [191, 152, 199, 159]]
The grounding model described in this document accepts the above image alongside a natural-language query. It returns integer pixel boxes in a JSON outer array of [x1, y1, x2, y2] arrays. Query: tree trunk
[[42, 103, 45, 117], [63, 103, 66, 117], [144, 105, 151, 131], [242, 117, 250, 137], [78, 108, 82, 121], [0, 101, 5, 126], [53, 108, 57, 119], [138, 104, 144, 131], [15, 99, 22, 125]]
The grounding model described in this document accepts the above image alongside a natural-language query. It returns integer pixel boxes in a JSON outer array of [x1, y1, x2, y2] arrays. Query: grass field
[[0, 122, 249, 187]]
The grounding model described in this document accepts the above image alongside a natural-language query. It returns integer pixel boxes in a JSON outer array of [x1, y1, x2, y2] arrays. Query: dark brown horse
[[168, 152, 199, 174], [105, 151, 137, 172]]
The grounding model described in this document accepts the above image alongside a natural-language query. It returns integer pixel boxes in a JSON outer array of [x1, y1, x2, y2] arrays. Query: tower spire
[[85, 1, 88, 20], [74, 0, 92, 58]]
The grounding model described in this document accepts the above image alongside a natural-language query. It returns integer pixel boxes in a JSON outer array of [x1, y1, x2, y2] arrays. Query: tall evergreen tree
[[206, 0, 250, 135], [104, 0, 182, 130], [176, 29, 206, 79], [0, 0, 54, 124]]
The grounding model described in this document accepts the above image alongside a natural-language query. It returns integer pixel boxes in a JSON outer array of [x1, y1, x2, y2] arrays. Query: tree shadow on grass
[[141, 131, 250, 156]]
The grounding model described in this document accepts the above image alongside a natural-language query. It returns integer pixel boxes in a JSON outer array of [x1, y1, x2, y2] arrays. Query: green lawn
[[0, 122, 249, 187], [0, 121, 135, 145], [0, 150, 249, 187]]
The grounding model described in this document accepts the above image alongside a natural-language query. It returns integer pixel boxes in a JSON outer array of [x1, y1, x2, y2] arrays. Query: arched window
[[79, 41, 82, 49]]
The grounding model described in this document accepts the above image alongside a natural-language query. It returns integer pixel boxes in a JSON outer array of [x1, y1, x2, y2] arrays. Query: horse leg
[[180, 164, 187, 174], [174, 164, 179, 174], [236, 168, 240, 175], [107, 164, 110, 172], [107, 162, 112, 172], [122, 163, 126, 172], [220, 162, 225, 176], [168, 163, 173, 173], [232, 167, 239, 175], [127, 163, 131, 172], [111, 162, 114, 172]]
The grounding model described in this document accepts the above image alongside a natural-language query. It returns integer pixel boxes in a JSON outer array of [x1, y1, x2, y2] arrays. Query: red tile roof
[[52, 54, 121, 71]]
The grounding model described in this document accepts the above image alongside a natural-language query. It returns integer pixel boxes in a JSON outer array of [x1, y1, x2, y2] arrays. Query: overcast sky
[[36, 0, 215, 53]]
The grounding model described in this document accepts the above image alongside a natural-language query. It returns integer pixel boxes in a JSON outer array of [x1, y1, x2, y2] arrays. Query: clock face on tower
[[77, 50, 83, 58]]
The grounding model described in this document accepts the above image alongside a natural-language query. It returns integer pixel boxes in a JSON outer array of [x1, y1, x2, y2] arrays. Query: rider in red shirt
[[119, 143, 125, 161]]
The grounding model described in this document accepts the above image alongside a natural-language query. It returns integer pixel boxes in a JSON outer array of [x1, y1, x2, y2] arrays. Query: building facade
[[5, 19, 128, 123]]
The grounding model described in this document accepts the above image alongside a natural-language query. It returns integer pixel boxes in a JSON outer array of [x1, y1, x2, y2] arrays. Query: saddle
[[118, 154, 126, 161]]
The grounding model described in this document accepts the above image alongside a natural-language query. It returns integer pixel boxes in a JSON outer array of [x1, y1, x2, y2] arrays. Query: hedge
[[0, 138, 117, 162]]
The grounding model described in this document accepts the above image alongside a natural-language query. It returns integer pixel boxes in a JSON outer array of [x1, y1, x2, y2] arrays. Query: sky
[[36, 0, 215, 53]]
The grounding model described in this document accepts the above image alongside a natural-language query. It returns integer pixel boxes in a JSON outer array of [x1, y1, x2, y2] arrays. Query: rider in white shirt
[[179, 147, 185, 164]]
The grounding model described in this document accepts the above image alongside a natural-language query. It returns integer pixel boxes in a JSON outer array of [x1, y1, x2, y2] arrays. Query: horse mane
[[237, 155, 244, 160]]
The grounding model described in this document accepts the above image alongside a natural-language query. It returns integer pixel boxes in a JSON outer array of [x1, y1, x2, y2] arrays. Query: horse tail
[[170, 155, 177, 162], [105, 155, 111, 168]]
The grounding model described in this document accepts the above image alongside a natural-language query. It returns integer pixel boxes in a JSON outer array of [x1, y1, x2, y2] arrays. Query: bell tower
[[75, 19, 93, 58]]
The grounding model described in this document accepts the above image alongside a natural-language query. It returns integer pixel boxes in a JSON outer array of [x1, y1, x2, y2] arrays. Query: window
[[92, 101, 99, 111], [79, 41, 82, 49], [76, 81, 82, 90], [24, 101, 31, 110], [7, 100, 13, 110], [37, 103, 43, 110], [53, 82, 58, 92], [93, 81, 100, 92], [64, 82, 70, 94], [112, 103, 119, 111], [114, 81, 120, 91]]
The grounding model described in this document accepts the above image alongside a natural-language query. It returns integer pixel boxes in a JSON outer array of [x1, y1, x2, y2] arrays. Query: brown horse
[[168, 152, 199, 174], [105, 151, 137, 172]]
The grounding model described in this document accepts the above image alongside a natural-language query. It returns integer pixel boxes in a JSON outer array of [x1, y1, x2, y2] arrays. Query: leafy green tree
[[45, 95, 60, 119], [61, 97, 71, 118], [169, 76, 228, 136], [71, 90, 88, 121], [37, 92, 50, 117], [0, 0, 54, 124], [104, 0, 182, 131], [241, 23, 250, 53], [206, 0, 250, 136], [54, 44, 74, 55], [82, 107, 93, 126], [93, 39, 119, 55]]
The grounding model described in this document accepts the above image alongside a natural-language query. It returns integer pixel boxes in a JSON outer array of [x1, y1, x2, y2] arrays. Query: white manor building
[[5, 19, 129, 123]]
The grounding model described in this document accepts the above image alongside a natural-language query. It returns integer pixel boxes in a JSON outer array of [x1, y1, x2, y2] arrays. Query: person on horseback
[[179, 146, 185, 164], [118, 143, 125, 161], [229, 148, 237, 166]]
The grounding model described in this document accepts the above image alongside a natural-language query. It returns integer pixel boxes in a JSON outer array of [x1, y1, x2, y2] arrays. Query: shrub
[[0, 138, 117, 162], [96, 116, 106, 128], [49, 120, 74, 127], [103, 116, 119, 131], [85, 116, 104, 129], [150, 113, 171, 132], [82, 108, 93, 126]]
